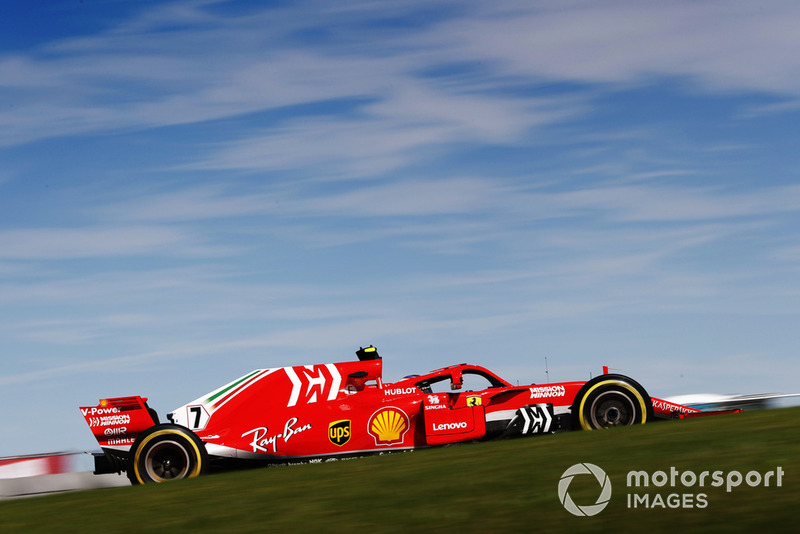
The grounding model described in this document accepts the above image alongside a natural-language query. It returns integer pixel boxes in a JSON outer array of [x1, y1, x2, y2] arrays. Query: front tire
[[572, 374, 653, 430], [128, 424, 208, 484]]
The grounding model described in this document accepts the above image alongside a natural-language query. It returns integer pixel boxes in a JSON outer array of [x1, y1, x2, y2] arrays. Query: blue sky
[[2, 0, 800, 456]]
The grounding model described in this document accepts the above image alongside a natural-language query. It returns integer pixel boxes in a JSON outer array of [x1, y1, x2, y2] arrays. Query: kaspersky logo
[[558, 463, 612, 516], [329, 420, 351, 446]]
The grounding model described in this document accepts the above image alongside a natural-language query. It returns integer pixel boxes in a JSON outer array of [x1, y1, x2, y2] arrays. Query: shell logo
[[368, 407, 409, 446]]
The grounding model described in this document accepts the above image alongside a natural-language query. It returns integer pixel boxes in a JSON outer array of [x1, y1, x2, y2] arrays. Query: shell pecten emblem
[[368, 407, 409, 446]]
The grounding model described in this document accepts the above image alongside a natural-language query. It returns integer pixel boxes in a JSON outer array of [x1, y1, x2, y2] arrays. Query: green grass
[[2, 407, 798, 533]]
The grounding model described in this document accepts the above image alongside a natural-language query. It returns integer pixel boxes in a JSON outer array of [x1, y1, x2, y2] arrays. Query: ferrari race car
[[80, 346, 724, 484]]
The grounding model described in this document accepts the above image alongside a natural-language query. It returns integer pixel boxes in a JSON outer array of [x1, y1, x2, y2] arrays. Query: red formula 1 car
[[80, 346, 722, 484]]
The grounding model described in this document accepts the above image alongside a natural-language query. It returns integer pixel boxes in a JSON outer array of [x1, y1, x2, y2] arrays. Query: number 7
[[189, 406, 202, 428]]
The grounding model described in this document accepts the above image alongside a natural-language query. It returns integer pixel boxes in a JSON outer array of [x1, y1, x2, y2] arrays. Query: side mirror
[[450, 371, 463, 390]]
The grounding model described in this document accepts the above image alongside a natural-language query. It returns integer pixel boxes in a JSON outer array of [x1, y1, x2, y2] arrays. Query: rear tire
[[572, 374, 653, 430], [128, 424, 208, 484]]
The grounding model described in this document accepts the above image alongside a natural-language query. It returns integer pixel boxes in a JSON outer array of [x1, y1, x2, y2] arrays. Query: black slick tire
[[127, 424, 208, 484], [571, 374, 654, 430]]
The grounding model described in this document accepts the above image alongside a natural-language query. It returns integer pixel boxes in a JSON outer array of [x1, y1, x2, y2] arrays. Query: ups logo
[[329, 420, 351, 446]]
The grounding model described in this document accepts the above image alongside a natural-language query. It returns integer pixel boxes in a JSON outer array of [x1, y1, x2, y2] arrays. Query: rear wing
[[79, 396, 159, 452]]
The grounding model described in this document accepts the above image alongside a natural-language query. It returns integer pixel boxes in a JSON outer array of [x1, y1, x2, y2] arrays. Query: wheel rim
[[144, 440, 191, 481], [589, 391, 636, 428]]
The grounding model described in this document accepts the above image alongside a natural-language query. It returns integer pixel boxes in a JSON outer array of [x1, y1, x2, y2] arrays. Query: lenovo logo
[[432, 421, 468, 431]]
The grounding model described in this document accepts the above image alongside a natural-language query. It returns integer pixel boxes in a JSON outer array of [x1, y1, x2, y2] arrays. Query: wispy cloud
[[94, 185, 278, 222], [431, 1, 800, 94], [5, 1, 800, 152], [0, 226, 185, 259], [552, 183, 800, 222], [0, 225, 231, 260]]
